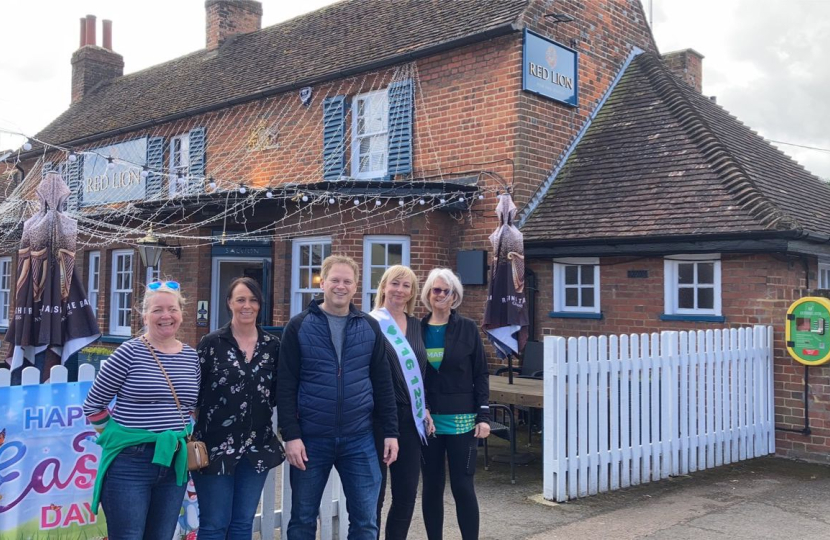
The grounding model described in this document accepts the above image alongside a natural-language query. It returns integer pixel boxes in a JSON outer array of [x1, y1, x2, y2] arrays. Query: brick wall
[[528, 253, 830, 462]]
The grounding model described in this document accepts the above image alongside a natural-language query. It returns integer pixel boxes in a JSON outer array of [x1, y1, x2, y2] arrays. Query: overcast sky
[[1, 0, 828, 179]]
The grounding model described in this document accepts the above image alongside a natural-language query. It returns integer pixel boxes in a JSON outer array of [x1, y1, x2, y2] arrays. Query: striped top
[[83, 338, 201, 433]]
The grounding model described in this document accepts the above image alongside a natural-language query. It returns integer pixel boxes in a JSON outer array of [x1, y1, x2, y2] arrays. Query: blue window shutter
[[322, 96, 346, 181], [189, 127, 207, 191], [66, 156, 83, 211], [41, 162, 53, 178], [387, 79, 414, 178], [146, 137, 165, 198]]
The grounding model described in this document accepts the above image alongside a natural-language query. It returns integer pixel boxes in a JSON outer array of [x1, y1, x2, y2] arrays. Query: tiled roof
[[522, 52, 830, 243], [36, 0, 529, 146]]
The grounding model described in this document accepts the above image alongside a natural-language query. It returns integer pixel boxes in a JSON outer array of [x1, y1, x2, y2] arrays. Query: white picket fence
[[0, 364, 347, 539], [542, 326, 776, 502]]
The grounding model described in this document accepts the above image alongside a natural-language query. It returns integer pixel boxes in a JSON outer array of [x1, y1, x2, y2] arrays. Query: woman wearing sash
[[370, 265, 434, 539]]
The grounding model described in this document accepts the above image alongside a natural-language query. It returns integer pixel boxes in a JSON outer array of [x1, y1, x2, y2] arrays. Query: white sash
[[370, 308, 428, 443]]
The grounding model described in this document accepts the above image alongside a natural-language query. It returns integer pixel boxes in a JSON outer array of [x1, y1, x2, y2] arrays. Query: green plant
[[80, 345, 113, 356]]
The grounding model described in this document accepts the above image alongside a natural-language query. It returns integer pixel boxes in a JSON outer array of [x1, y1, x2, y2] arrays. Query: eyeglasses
[[147, 280, 180, 291], [431, 287, 451, 297]]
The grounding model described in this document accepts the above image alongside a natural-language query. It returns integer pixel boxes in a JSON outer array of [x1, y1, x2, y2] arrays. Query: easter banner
[[0, 381, 107, 537]]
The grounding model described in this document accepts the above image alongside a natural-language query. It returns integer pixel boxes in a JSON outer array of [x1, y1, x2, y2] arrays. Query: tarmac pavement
[[401, 435, 830, 540]]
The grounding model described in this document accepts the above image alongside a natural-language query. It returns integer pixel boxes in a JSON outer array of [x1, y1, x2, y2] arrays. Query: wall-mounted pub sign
[[81, 138, 148, 206], [522, 29, 578, 107]]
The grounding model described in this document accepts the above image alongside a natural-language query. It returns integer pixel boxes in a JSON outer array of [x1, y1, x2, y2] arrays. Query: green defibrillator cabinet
[[786, 296, 830, 366]]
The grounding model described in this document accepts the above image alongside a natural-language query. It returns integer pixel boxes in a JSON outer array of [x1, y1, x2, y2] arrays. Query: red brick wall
[[528, 253, 830, 462]]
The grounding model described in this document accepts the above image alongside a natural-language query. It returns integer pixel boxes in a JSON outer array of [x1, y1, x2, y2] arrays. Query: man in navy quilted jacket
[[278, 255, 399, 540]]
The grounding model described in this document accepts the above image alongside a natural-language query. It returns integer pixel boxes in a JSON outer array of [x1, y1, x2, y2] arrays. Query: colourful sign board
[[522, 29, 578, 106], [0, 381, 107, 536], [786, 297, 830, 365]]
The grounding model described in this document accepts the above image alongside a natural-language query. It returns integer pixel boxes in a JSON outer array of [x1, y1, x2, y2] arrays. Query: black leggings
[[421, 430, 479, 540], [375, 407, 423, 539]]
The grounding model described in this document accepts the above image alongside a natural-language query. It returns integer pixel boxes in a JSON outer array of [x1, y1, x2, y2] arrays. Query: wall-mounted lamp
[[137, 226, 182, 268]]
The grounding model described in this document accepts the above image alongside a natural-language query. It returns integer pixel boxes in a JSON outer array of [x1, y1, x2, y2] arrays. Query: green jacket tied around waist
[[91, 419, 191, 513]]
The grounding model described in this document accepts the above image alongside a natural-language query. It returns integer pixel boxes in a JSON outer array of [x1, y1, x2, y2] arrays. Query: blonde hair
[[321, 255, 360, 284], [142, 284, 186, 316], [421, 268, 464, 312], [374, 265, 420, 316]]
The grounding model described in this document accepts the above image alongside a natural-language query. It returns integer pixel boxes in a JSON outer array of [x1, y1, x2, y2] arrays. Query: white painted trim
[[210, 256, 272, 331], [0, 256, 11, 326], [351, 89, 389, 179], [819, 262, 830, 289], [664, 255, 722, 316], [87, 251, 100, 318], [168, 133, 190, 196], [109, 249, 134, 336], [553, 257, 600, 313], [362, 235, 410, 310], [291, 236, 332, 316]]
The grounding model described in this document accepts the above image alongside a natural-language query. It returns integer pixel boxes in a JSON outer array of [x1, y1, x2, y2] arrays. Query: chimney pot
[[85, 15, 97, 47], [102, 19, 113, 50], [79, 18, 87, 47]]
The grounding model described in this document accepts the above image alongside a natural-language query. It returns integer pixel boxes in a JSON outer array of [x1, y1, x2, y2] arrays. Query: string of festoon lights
[[0, 61, 505, 252]]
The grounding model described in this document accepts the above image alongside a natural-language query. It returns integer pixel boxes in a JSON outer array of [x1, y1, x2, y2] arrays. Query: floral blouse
[[194, 323, 285, 475]]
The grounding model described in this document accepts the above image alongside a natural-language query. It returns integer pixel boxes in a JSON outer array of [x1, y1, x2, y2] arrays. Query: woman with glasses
[[420, 268, 490, 540], [369, 265, 434, 539], [83, 280, 199, 540], [192, 277, 284, 539]]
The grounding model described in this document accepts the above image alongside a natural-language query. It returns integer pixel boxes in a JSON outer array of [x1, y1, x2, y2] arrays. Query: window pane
[[371, 267, 385, 289], [678, 263, 694, 284], [582, 287, 595, 307], [323, 244, 332, 258], [300, 268, 310, 288], [565, 287, 578, 307], [371, 243, 386, 265], [300, 245, 310, 265], [311, 268, 322, 288], [698, 287, 714, 309], [311, 244, 324, 265], [388, 243, 402, 265], [564, 265, 578, 285], [580, 265, 594, 285], [698, 263, 714, 284], [678, 287, 694, 309]]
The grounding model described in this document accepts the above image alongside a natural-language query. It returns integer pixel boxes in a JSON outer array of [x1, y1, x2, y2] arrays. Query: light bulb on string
[[67, 151, 77, 163], [375, 199, 382, 206], [398, 199, 405, 206], [439, 198, 446, 204], [328, 197, 336, 205], [459, 196, 466, 202], [478, 194, 485, 200], [208, 177, 217, 190], [353, 198, 360, 205], [239, 184, 247, 194], [22, 140, 32, 151], [419, 198, 426, 205], [140, 167, 149, 179], [106, 157, 115, 170], [301, 194, 309, 202], [266, 190, 274, 199], [177, 173, 187, 185]]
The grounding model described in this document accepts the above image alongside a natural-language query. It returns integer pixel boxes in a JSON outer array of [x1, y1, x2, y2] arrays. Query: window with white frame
[[819, 261, 830, 289], [0, 257, 11, 326], [553, 257, 600, 313], [110, 250, 134, 335], [169, 134, 190, 195], [87, 251, 100, 318], [664, 254, 722, 316], [146, 259, 161, 286], [351, 89, 389, 179], [363, 236, 410, 310], [291, 237, 332, 316]]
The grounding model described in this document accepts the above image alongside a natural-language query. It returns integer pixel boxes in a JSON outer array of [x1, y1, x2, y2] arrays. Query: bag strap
[[140, 335, 190, 437]]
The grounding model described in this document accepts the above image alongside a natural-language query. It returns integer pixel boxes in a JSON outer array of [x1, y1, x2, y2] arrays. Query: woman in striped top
[[83, 281, 200, 540]]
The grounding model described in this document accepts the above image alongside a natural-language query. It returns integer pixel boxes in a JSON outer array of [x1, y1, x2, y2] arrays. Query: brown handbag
[[141, 336, 209, 471]]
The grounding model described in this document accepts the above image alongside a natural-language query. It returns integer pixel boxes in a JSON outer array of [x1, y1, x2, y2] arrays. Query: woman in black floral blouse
[[193, 277, 285, 540]]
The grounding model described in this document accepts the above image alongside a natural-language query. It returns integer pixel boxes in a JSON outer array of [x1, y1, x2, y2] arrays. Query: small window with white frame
[[146, 259, 161, 286], [87, 251, 100, 318], [169, 133, 190, 195], [553, 257, 600, 313], [351, 89, 389, 179], [664, 254, 722, 316], [819, 261, 830, 289], [0, 256, 12, 326], [363, 236, 410, 310], [291, 237, 332, 316], [110, 250, 134, 335]]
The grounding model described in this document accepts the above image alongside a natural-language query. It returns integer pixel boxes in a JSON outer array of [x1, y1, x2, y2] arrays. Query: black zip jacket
[[421, 310, 490, 424]]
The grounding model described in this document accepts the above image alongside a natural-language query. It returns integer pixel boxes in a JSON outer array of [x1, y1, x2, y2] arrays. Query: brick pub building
[[3, 0, 830, 462]]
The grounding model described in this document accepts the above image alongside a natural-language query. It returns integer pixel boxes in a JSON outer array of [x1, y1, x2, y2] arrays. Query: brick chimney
[[206, 0, 263, 51], [71, 15, 124, 104], [661, 48, 704, 93]]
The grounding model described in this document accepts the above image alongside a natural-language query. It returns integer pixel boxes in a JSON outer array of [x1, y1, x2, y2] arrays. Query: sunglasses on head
[[431, 287, 451, 296], [147, 280, 180, 291]]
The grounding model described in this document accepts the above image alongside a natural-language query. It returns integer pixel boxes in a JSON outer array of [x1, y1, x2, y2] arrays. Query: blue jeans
[[191, 457, 270, 540], [288, 432, 381, 540], [100, 443, 186, 540]]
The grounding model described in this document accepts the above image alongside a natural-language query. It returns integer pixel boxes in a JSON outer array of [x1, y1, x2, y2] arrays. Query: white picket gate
[[0, 365, 347, 539], [542, 326, 776, 502]]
